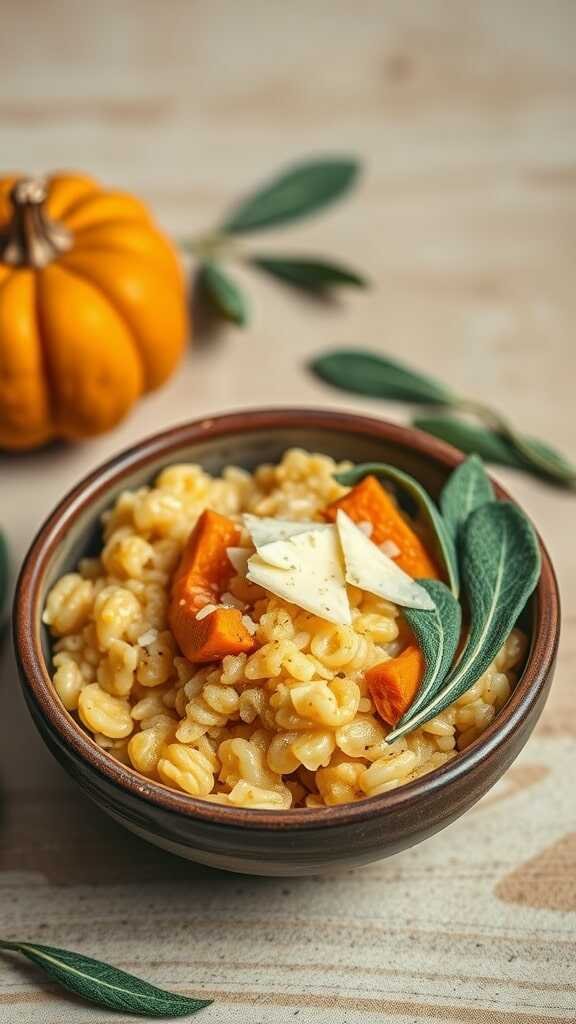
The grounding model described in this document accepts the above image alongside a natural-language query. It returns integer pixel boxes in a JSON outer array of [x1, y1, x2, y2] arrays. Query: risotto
[[43, 449, 526, 809]]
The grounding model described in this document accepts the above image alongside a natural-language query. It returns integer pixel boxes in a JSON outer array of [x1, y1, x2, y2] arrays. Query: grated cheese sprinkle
[[380, 539, 401, 558], [357, 520, 374, 538], [220, 591, 246, 610], [195, 603, 220, 621], [241, 614, 258, 636], [137, 628, 158, 646]]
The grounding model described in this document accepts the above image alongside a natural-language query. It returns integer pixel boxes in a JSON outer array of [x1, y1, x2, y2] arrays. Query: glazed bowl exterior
[[14, 409, 560, 876]]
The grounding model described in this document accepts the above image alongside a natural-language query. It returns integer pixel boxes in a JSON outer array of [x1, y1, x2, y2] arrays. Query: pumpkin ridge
[[52, 259, 148, 388], [33, 269, 56, 437], [62, 192, 151, 233], [55, 188, 107, 222], [64, 243, 179, 285], [46, 173, 100, 221], [37, 262, 144, 438], [73, 217, 152, 237], [71, 221, 183, 286]]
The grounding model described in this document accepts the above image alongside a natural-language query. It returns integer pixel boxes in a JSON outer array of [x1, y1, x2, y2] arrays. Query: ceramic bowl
[[14, 409, 560, 876]]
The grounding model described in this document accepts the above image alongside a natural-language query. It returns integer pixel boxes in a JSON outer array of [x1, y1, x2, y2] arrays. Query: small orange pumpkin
[[0, 172, 187, 449]]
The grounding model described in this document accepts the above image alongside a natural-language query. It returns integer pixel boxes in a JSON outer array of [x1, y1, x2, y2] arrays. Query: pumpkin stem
[[0, 177, 72, 268]]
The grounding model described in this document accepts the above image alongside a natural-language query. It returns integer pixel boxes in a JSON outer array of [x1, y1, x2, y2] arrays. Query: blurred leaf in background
[[197, 263, 249, 326], [183, 157, 368, 327], [221, 158, 359, 233], [310, 348, 576, 490], [311, 349, 456, 404], [250, 256, 365, 293]]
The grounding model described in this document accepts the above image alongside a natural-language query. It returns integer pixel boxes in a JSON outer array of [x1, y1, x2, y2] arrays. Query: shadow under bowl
[[13, 409, 560, 876]]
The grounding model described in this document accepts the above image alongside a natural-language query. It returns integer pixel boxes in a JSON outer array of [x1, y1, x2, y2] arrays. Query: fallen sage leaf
[[0, 939, 211, 1018]]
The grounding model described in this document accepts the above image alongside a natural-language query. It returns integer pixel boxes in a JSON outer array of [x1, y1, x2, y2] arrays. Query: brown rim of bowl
[[14, 408, 560, 831]]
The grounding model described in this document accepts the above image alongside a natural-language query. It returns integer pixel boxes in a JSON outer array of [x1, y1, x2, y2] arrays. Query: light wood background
[[1, 2, 575, 1020]]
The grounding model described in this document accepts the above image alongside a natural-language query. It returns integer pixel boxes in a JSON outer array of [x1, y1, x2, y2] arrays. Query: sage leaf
[[440, 455, 494, 545], [414, 415, 532, 467], [198, 262, 248, 326], [455, 397, 576, 485], [399, 580, 462, 725], [0, 939, 211, 1018], [221, 158, 359, 234], [251, 255, 367, 291], [386, 501, 541, 742], [414, 415, 576, 489], [334, 462, 459, 597], [497, 423, 576, 488], [311, 350, 456, 404]]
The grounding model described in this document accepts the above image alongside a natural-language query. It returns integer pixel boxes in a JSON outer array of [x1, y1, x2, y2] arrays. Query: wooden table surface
[[1, 2, 575, 1020]]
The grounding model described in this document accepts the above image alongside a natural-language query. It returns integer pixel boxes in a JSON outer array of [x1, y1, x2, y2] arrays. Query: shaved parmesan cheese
[[255, 539, 300, 570], [336, 510, 435, 611], [257, 527, 341, 570], [246, 528, 351, 626], [227, 546, 251, 576], [242, 514, 330, 552]]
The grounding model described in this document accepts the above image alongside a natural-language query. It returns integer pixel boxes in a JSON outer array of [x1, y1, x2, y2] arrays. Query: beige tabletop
[[1, 2, 575, 1021]]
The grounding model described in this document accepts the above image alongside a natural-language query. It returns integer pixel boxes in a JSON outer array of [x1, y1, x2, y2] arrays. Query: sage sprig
[[400, 579, 462, 724], [333, 456, 539, 740], [0, 939, 211, 1018], [311, 348, 575, 489], [386, 501, 541, 742], [334, 462, 459, 596], [414, 415, 576, 485], [183, 157, 367, 327]]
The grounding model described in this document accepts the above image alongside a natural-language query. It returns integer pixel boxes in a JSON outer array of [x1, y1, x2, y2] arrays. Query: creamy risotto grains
[[43, 450, 526, 809]]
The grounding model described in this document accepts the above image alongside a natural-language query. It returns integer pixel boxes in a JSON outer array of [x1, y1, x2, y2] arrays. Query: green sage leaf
[[497, 423, 576, 488], [0, 940, 211, 1018], [414, 415, 576, 489], [453, 397, 576, 485], [440, 455, 494, 545], [198, 262, 248, 326], [221, 158, 359, 234], [311, 350, 456, 404], [334, 462, 459, 596], [251, 255, 367, 291], [414, 415, 530, 467], [386, 502, 540, 742], [399, 579, 462, 725]]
